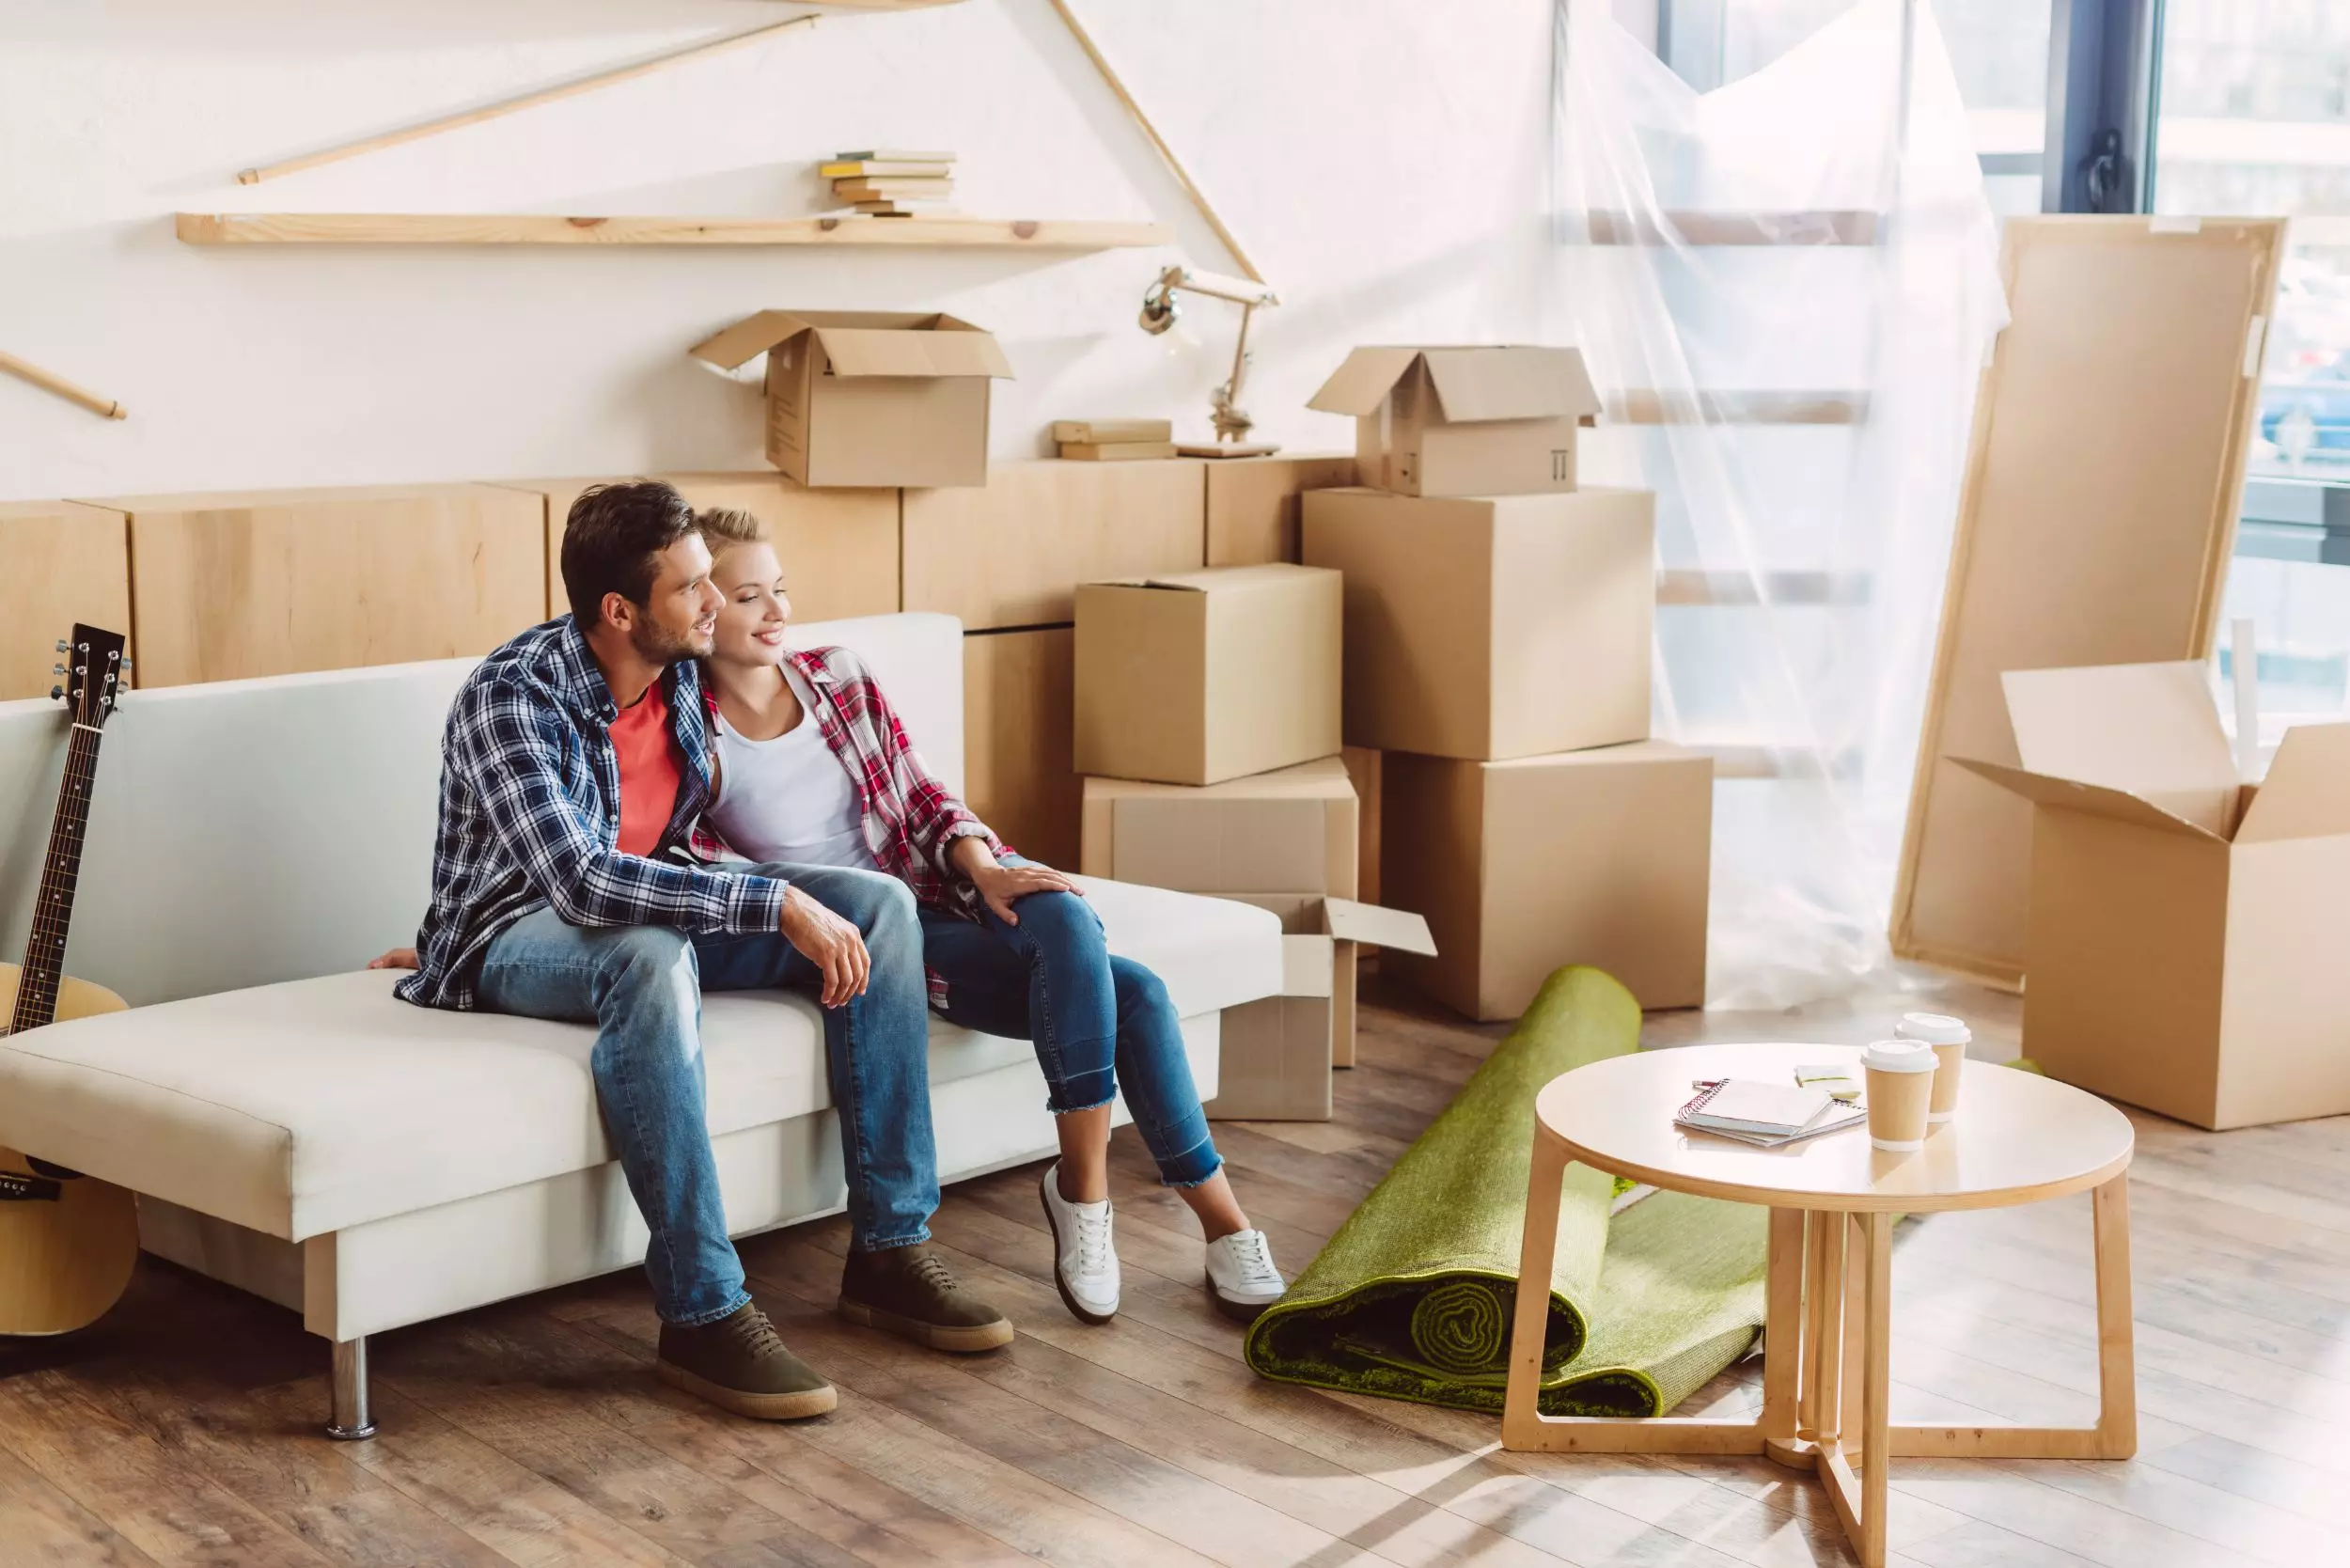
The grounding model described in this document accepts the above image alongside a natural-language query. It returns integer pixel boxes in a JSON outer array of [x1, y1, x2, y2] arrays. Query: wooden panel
[[1341, 745, 1381, 907], [964, 626, 1079, 869], [108, 484, 546, 688], [1892, 217, 2285, 986], [904, 459, 1204, 631], [507, 474, 899, 623], [178, 212, 1171, 248], [0, 501, 129, 699], [1204, 453, 1357, 567]]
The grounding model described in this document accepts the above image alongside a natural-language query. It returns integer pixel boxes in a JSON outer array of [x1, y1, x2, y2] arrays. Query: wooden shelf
[[175, 212, 1171, 249]]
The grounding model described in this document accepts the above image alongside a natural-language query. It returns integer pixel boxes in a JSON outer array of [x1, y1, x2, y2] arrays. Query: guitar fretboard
[[8, 724, 102, 1037]]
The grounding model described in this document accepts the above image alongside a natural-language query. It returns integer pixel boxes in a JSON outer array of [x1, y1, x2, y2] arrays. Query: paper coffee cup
[[1862, 1039, 1936, 1152], [1897, 1012, 1972, 1124]]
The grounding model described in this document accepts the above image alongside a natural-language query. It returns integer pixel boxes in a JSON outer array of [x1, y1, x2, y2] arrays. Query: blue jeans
[[476, 862, 937, 1325], [918, 865, 1221, 1188]]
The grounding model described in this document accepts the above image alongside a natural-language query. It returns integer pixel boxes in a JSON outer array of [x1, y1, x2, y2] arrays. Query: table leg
[[1841, 1211, 1867, 1456], [1804, 1209, 1846, 1450], [1857, 1210, 1893, 1567], [2092, 1172, 2138, 1459], [1761, 1208, 1806, 1452]]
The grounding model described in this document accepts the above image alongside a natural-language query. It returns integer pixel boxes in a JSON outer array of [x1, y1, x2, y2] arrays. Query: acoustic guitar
[[0, 624, 139, 1335]]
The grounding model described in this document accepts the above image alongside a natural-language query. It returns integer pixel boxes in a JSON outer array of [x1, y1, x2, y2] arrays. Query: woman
[[686, 507, 1286, 1325]]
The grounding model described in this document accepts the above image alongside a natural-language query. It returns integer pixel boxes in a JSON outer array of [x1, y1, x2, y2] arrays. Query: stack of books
[[821, 149, 957, 216], [1053, 418, 1176, 462], [1674, 1077, 1867, 1148]]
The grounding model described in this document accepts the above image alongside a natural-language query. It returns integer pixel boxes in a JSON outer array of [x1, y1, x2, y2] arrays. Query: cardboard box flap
[[1120, 563, 1333, 596], [689, 310, 817, 371], [1953, 758, 2229, 843], [1307, 347, 1427, 416], [2236, 722, 2350, 844], [1419, 348, 1601, 425], [813, 321, 1013, 381], [2003, 662, 2240, 796], [1323, 898, 1438, 956]]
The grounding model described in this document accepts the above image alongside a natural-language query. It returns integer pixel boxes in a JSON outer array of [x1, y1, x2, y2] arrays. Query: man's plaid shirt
[[397, 619, 998, 1011]]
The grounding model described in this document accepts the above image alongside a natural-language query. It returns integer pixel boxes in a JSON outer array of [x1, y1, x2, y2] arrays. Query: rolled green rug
[[1244, 966, 1769, 1418]]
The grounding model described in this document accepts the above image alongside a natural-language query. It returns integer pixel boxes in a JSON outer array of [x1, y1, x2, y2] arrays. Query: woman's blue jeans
[[918, 864, 1222, 1188]]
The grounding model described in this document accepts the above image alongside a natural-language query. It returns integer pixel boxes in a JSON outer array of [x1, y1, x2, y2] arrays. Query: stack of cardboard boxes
[[1302, 346, 1714, 1022], [1072, 562, 1435, 1120]]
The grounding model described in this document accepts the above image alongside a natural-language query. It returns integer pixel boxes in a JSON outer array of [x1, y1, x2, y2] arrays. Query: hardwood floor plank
[[0, 1443, 159, 1567]]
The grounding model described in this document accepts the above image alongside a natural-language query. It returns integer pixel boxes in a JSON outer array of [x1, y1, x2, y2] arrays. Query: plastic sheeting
[[1543, 0, 2008, 1008]]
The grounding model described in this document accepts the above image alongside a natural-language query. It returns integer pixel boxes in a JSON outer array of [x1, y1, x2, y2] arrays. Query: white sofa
[[0, 612, 1281, 1435]]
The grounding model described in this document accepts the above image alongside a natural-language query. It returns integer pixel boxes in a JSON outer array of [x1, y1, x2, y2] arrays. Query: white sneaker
[[1203, 1229, 1286, 1323], [1039, 1162, 1119, 1325]]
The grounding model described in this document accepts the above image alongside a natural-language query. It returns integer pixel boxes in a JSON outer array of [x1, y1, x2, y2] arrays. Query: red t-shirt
[[609, 677, 683, 858]]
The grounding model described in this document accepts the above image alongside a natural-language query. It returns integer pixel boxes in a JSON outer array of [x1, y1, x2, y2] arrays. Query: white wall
[[0, 0, 1558, 501]]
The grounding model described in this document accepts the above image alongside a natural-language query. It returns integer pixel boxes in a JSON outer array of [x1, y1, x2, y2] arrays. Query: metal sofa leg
[[326, 1337, 377, 1440]]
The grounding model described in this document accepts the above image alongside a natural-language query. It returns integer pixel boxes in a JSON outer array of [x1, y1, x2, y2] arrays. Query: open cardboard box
[[1957, 661, 2350, 1129], [1206, 896, 1438, 1121], [1307, 346, 1600, 497], [690, 310, 1012, 488]]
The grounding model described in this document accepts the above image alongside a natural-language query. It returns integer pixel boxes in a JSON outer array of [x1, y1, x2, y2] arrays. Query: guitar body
[[0, 963, 141, 1336]]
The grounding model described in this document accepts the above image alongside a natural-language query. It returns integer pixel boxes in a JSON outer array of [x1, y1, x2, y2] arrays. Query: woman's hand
[[777, 884, 870, 1008], [971, 859, 1083, 926], [368, 947, 420, 970]]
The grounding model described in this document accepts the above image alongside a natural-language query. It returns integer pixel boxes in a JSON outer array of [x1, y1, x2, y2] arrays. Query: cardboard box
[[1073, 564, 1342, 787], [1307, 346, 1600, 497], [1208, 897, 1434, 1120], [964, 626, 1080, 869], [1955, 662, 2350, 1130], [503, 474, 899, 624], [690, 311, 1012, 488], [1079, 758, 1358, 896], [1303, 487, 1653, 761], [1383, 742, 1712, 1020], [901, 458, 1204, 631], [1205, 452, 1359, 566]]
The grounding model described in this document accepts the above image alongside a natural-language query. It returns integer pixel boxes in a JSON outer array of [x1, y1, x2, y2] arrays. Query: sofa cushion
[[0, 877, 1277, 1241]]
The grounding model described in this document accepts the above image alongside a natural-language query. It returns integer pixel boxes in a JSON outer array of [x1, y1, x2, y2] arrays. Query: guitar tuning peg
[[55, 639, 68, 653], [50, 685, 63, 701], [53, 664, 65, 676]]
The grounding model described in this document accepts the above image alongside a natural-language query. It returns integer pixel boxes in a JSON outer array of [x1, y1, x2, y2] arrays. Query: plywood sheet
[[963, 625, 1080, 869], [1204, 452, 1357, 566], [105, 484, 547, 688], [902, 459, 1204, 630], [0, 501, 130, 699], [504, 474, 899, 623], [1891, 217, 2285, 987]]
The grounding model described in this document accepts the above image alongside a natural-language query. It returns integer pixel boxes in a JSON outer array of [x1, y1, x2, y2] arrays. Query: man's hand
[[971, 859, 1083, 926], [369, 947, 420, 970], [779, 884, 870, 1008]]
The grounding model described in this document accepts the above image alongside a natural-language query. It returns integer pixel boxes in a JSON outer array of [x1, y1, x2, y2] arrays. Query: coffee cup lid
[[1862, 1039, 1937, 1074], [1897, 1011, 1972, 1046]]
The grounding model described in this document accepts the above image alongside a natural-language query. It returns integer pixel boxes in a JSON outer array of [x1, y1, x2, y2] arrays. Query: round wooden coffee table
[[1502, 1043, 2136, 1568]]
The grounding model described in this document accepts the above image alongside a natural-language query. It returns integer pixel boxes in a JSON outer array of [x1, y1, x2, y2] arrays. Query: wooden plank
[[502, 473, 898, 625], [902, 458, 1204, 631], [103, 483, 546, 687], [0, 347, 127, 419], [0, 500, 130, 699], [1891, 216, 2285, 985], [0, 1445, 154, 1567], [1583, 210, 1881, 246], [963, 626, 1079, 869], [177, 212, 1172, 248], [1203, 453, 1356, 566]]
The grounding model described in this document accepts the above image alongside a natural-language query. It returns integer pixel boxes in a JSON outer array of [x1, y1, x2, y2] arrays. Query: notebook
[[1675, 1078, 1869, 1148]]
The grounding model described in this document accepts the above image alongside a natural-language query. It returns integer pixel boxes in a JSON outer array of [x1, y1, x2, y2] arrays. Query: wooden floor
[[5, 973, 2348, 1567]]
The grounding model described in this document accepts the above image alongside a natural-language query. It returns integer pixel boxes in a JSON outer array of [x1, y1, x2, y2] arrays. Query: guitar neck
[[8, 724, 102, 1037]]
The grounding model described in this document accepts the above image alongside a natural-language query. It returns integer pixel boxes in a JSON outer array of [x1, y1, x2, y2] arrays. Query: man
[[395, 480, 1009, 1420]]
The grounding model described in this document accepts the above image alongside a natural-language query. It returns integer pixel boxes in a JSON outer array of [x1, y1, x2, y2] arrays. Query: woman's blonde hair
[[695, 506, 768, 558]]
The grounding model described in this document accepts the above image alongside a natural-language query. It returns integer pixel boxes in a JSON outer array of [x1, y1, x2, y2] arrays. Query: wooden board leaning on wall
[[1890, 216, 2286, 989], [0, 502, 131, 701]]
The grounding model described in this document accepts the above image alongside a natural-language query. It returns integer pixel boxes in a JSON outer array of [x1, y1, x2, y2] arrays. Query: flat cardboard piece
[[2003, 662, 2241, 797], [2236, 723, 2350, 843], [1321, 897, 1436, 955], [1951, 759, 2228, 843], [1078, 758, 1356, 896], [691, 309, 1010, 489], [1893, 217, 2286, 987], [1073, 563, 1342, 786], [1302, 488, 1652, 760], [1383, 742, 1711, 1019]]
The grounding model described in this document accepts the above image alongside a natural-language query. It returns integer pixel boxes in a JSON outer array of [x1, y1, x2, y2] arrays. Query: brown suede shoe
[[657, 1302, 837, 1419], [837, 1245, 1013, 1353]]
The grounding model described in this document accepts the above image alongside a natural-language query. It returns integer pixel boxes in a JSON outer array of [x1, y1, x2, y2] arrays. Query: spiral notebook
[[1676, 1078, 1868, 1148]]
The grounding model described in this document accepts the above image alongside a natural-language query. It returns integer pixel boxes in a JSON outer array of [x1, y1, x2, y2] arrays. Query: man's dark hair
[[559, 480, 699, 626]]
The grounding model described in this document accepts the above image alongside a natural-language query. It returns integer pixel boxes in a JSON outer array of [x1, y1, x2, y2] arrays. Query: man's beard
[[628, 613, 708, 666]]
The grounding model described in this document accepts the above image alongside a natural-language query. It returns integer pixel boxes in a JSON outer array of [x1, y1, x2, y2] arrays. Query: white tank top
[[706, 665, 881, 872]]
